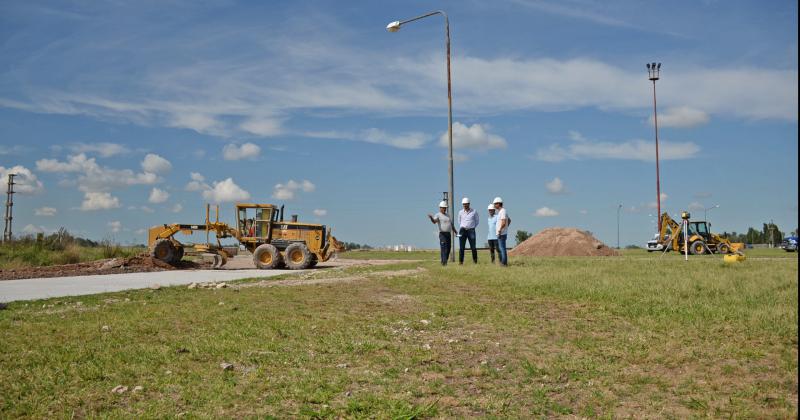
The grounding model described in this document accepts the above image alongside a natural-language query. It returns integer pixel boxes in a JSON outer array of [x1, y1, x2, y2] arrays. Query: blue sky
[[1, 0, 797, 247]]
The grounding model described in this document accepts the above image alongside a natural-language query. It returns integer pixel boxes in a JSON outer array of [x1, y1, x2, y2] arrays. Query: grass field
[[1, 249, 796, 417], [0, 241, 142, 269]]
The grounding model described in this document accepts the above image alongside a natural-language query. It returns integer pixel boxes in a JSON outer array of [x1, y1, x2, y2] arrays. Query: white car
[[646, 233, 665, 252]]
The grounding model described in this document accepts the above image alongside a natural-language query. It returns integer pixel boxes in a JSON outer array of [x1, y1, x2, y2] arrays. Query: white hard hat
[[493, 196, 503, 204], [487, 204, 494, 210], [462, 197, 470, 204], [438, 201, 447, 208]]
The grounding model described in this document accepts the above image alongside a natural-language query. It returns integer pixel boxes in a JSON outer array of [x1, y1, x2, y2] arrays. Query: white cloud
[[239, 118, 283, 136], [534, 206, 559, 217], [141, 153, 172, 174], [694, 192, 712, 199], [688, 202, 705, 211], [148, 187, 169, 203], [70, 142, 130, 157], [36, 153, 97, 172], [223, 142, 261, 160], [536, 131, 699, 162], [440, 122, 507, 151], [361, 128, 430, 149], [579, 209, 588, 215], [185, 172, 210, 192], [0, 165, 44, 194], [35, 206, 57, 216], [168, 112, 223, 136], [545, 177, 566, 194], [649, 106, 710, 128], [313, 209, 327, 217], [140, 206, 155, 213], [37, 153, 160, 192], [80, 192, 121, 211], [647, 193, 669, 209], [23, 224, 49, 234], [108, 220, 122, 233], [305, 129, 432, 149], [171, 203, 183, 213], [201, 178, 251, 202], [272, 179, 315, 200]]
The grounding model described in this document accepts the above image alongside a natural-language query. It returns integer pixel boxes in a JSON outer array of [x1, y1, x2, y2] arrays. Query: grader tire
[[690, 240, 706, 255], [151, 239, 175, 264], [253, 244, 282, 270], [284, 243, 313, 270], [171, 246, 185, 264], [717, 243, 730, 254]]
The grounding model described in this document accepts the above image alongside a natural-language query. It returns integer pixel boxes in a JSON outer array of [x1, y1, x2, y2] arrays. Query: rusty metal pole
[[387, 10, 455, 261]]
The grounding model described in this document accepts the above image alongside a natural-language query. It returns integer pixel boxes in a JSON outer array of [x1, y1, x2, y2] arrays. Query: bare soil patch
[[510, 227, 619, 257], [0, 253, 204, 280]]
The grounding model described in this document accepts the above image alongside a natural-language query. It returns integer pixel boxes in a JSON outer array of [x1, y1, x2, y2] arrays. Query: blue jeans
[[438, 232, 452, 265], [458, 228, 478, 263], [497, 234, 508, 266]]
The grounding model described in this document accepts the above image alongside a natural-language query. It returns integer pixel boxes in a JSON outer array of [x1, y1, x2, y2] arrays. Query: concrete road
[[0, 267, 297, 302]]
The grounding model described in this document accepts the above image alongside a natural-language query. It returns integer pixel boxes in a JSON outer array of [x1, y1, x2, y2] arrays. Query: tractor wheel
[[690, 240, 706, 255], [284, 243, 313, 270], [151, 239, 175, 263], [171, 246, 185, 264], [717, 243, 730, 254], [253, 244, 282, 270]]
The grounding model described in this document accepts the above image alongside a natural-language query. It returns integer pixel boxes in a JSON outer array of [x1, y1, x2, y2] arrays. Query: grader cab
[[147, 203, 343, 270]]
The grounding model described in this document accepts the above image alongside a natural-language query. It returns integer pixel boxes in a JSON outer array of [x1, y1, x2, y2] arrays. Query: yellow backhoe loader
[[655, 211, 744, 255], [148, 203, 343, 269]]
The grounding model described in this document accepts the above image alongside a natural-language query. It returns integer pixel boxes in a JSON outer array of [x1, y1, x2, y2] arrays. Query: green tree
[[515, 230, 532, 245]]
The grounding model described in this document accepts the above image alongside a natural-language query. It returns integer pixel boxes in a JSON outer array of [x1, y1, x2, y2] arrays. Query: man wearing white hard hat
[[486, 204, 499, 264], [457, 197, 479, 264], [428, 201, 456, 266], [493, 197, 511, 266]]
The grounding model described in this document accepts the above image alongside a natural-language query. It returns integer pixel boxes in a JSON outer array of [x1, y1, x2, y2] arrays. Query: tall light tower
[[3, 173, 16, 243], [647, 62, 662, 232], [617, 203, 623, 249], [388, 10, 455, 261], [704, 204, 719, 223]]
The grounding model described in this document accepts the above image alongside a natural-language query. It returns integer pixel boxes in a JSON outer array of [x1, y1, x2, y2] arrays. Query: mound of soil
[[0, 253, 204, 281], [509, 227, 618, 257]]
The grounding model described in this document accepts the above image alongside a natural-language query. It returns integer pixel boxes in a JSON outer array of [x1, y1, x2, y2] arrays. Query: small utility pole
[[3, 173, 16, 242]]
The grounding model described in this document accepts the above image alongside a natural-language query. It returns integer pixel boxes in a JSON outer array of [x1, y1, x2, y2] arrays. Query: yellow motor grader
[[655, 211, 744, 255], [147, 203, 343, 269]]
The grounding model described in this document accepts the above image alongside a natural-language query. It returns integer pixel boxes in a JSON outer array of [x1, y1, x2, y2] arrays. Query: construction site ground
[[0, 249, 796, 417]]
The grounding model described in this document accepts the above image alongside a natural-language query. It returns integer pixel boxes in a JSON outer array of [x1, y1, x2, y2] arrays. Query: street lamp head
[[657, 63, 661, 70], [646, 63, 651, 70], [386, 21, 401, 32]]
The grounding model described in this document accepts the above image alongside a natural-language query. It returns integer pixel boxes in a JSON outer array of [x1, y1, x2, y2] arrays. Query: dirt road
[[0, 256, 416, 302]]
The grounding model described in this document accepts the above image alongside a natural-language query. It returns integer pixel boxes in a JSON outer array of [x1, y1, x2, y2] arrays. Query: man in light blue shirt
[[457, 197, 479, 264], [486, 204, 499, 264]]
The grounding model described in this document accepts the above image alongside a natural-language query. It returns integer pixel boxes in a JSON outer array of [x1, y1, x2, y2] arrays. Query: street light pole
[[647, 62, 662, 232], [388, 10, 455, 261], [704, 204, 719, 223], [617, 203, 623, 249]]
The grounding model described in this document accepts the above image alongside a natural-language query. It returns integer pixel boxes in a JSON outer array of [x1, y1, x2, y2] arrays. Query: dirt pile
[[509, 227, 618, 257], [0, 253, 203, 281]]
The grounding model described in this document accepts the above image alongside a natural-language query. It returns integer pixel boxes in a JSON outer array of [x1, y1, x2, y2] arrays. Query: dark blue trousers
[[438, 232, 451, 265], [458, 228, 478, 264]]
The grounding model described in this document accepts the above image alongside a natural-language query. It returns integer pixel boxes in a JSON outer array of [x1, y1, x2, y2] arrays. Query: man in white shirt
[[493, 197, 510, 266], [457, 197, 479, 264]]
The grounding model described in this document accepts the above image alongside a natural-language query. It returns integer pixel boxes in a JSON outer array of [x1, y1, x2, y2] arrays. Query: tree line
[[720, 222, 796, 246]]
